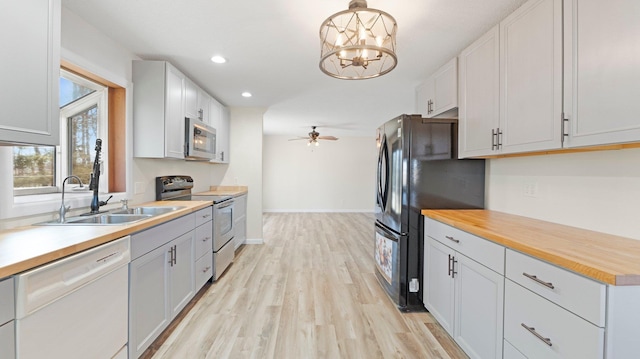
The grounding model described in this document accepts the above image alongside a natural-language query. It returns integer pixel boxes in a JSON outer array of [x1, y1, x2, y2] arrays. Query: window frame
[[12, 69, 109, 196], [1, 58, 129, 222]]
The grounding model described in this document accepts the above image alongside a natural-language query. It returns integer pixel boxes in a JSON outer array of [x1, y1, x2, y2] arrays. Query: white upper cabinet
[[132, 61, 185, 159], [213, 106, 230, 163], [500, 0, 563, 154], [184, 78, 199, 120], [208, 96, 223, 131], [417, 57, 458, 118], [563, 0, 640, 148], [459, 0, 562, 158], [197, 89, 211, 124], [459, 25, 500, 158], [0, 0, 60, 146]]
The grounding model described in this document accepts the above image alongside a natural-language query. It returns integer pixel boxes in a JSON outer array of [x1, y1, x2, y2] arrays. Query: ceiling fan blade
[[317, 136, 339, 140]]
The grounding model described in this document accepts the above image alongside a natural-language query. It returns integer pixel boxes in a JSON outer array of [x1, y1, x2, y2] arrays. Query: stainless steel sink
[[111, 206, 184, 216], [37, 214, 152, 225], [66, 214, 152, 224], [36, 205, 185, 225]]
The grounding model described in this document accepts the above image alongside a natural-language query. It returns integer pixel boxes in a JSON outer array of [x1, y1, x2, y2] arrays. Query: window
[[13, 69, 108, 195]]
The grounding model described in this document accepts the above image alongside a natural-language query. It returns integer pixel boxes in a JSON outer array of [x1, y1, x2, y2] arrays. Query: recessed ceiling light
[[210, 55, 226, 64], [241, 92, 252, 98]]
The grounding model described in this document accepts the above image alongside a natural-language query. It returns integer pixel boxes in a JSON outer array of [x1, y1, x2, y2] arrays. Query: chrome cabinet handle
[[497, 128, 503, 149], [202, 213, 211, 218], [523, 272, 555, 289], [491, 129, 497, 150], [173, 245, 177, 265], [447, 254, 457, 278], [445, 235, 460, 244], [203, 266, 211, 273], [521, 323, 552, 346], [168, 247, 174, 266], [203, 236, 211, 241]]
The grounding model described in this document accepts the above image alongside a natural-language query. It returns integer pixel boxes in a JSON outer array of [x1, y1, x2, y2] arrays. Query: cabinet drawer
[[131, 213, 195, 259], [195, 206, 213, 227], [425, 218, 505, 274], [506, 249, 605, 327], [195, 254, 212, 290], [0, 277, 14, 325], [504, 280, 604, 359], [195, 221, 213, 259]]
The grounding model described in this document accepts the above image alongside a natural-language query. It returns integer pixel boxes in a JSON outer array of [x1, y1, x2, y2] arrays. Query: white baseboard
[[263, 209, 375, 213]]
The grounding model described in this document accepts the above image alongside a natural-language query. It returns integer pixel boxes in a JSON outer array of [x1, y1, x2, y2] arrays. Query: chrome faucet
[[59, 175, 85, 223]]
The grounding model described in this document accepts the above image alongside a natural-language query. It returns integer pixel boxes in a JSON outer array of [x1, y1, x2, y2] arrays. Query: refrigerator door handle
[[377, 134, 390, 211]]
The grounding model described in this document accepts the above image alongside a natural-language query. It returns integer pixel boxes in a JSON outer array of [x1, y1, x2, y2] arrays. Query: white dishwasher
[[15, 236, 130, 359]]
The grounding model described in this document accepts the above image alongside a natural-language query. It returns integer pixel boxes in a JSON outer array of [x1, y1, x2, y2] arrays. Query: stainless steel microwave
[[185, 117, 216, 160]]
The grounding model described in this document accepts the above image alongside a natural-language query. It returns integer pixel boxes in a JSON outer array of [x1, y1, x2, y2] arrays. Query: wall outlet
[[523, 182, 538, 198], [134, 181, 145, 194]]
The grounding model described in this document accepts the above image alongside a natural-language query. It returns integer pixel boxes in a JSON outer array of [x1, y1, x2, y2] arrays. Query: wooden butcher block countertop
[[422, 209, 640, 286], [193, 185, 248, 197], [0, 200, 211, 278]]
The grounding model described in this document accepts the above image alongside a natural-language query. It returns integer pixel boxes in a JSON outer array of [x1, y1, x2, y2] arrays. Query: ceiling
[[62, 0, 527, 137]]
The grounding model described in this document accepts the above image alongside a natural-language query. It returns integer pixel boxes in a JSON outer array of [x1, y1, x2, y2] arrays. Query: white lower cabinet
[[194, 207, 213, 290], [454, 253, 504, 359], [424, 220, 505, 359], [233, 194, 247, 250], [504, 280, 604, 359], [0, 277, 15, 359], [426, 216, 640, 359], [129, 214, 196, 359]]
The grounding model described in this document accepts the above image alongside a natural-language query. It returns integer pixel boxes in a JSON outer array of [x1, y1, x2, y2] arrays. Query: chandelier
[[319, 0, 398, 80]]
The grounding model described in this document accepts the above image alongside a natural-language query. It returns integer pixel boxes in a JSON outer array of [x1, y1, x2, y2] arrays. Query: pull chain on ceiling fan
[[288, 126, 339, 146]]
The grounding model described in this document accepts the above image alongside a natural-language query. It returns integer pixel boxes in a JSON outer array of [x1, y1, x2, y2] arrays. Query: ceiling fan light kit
[[319, 0, 398, 80], [290, 126, 339, 146]]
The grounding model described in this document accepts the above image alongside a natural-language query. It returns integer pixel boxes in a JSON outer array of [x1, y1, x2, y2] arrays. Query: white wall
[[263, 135, 376, 212], [220, 107, 265, 243], [487, 147, 640, 240]]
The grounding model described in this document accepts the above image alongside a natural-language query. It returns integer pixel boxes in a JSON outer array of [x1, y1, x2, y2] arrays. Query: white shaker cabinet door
[[458, 25, 500, 158], [423, 237, 455, 336], [169, 232, 195, 318], [0, 0, 60, 145], [129, 243, 171, 359], [563, 0, 640, 148], [164, 64, 186, 159], [499, 0, 563, 154], [454, 253, 504, 359]]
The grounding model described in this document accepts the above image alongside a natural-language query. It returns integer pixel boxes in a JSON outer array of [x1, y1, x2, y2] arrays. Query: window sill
[[4, 191, 127, 220]]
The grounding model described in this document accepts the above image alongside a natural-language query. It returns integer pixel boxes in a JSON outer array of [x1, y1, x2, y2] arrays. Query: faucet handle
[[120, 199, 129, 209]]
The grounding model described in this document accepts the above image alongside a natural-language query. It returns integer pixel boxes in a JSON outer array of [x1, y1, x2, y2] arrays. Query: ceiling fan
[[289, 126, 339, 146]]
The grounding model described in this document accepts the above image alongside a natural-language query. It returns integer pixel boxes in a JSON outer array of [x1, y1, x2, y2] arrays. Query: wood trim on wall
[[61, 60, 127, 193]]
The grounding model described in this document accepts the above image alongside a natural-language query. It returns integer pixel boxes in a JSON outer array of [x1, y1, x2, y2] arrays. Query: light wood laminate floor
[[149, 213, 467, 359]]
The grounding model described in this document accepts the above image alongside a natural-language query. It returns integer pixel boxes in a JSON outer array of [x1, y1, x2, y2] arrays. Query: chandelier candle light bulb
[[319, 0, 397, 80]]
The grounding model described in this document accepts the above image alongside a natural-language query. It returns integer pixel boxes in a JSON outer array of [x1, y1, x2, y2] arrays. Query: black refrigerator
[[374, 114, 485, 311]]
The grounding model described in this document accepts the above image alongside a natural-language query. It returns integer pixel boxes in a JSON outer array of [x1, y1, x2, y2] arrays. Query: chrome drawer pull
[[445, 235, 460, 243], [521, 323, 552, 346], [523, 272, 555, 289]]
